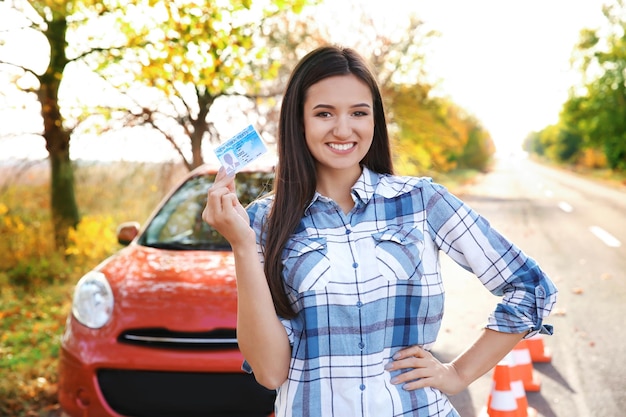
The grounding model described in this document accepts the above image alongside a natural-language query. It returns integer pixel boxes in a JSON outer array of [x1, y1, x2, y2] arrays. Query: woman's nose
[[333, 117, 352, 138]]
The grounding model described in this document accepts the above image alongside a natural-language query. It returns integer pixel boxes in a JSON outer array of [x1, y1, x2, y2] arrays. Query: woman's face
[[303, 74, 374, 176]]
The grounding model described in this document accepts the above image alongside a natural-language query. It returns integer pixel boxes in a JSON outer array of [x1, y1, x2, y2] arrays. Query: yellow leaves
[[103, 0, 307, 96], [273, 0, 309, 12], [3, 215, 25, 233], [393, 140, 432, 176], [386, 84, 494, 174], [65, 215, 118, 268], [0, 214, 42, 269]]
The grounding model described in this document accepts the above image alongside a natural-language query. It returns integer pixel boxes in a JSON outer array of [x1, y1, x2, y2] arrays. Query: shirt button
[[356, 301, 363, 308], [358, 342, 365, 349], [360, 384, 366, 391], [345, 229, 351, 234], [352, 262, 358, 268]]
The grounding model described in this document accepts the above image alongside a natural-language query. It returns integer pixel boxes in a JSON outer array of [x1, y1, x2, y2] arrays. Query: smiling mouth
[[328, 143, 355, 151]]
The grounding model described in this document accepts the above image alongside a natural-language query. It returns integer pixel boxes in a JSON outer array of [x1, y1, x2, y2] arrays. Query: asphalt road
[[435, 155, 626, 417]]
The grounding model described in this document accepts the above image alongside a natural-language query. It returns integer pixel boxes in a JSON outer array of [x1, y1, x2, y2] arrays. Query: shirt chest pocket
[[282, 237, 331, 292], [372, 226, 424, 280]]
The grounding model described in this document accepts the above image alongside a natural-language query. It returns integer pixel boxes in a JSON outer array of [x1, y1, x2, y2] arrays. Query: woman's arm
[[385, 182, 556, 394], [203, 169, 291, 389], [386, 329, 524, 395], [232, 240, 292, 389]]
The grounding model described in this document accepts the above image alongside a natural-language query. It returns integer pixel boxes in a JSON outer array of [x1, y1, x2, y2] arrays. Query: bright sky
[[0, 0, 609, 161]]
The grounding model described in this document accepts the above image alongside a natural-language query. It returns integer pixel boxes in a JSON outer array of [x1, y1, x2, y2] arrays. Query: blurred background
[[1, 0, 625, 416]]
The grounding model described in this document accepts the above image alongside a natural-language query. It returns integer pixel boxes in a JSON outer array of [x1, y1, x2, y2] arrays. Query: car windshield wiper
[[144, 241, 231, 251]]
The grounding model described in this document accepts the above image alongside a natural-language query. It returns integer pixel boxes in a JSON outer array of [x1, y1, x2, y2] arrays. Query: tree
[[387, 84, 461, 173], [0, 0, 313, 248], [1, 0, 88, 248], [88, 0, 314, 171], [387, 85, 494, 174], [83, 0, 482, 177], [561, 0, 626, 170], [457, 116, 495, 172]]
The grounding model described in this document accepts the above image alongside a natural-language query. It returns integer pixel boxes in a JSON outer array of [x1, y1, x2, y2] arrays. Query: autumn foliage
[[386, 84, 495, 176]]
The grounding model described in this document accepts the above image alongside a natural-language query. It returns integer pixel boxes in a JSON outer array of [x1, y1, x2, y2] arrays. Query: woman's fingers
[[386, 346, 443, 382], [203, 184, 228, 221], [213, 167, 235, 193], [205, 168, 236, 204], [202, 169, 254, 247], [385, 345, 465, 394], [386, 346, 433, 375], [204, 190, 241, 224], [390, 345, 429, 363]]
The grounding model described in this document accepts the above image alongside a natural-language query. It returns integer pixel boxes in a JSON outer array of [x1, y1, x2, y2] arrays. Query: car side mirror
[[117, 221, 140, 246]]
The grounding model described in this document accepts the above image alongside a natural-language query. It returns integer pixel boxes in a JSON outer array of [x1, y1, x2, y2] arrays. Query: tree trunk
[[47, 131, 80, 249], [39, 15, 80, 249], [190, 126, 204, 170]]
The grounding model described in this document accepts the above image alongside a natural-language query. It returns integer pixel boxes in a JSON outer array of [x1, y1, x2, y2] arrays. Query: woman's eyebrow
[[312, 103, 371, 109]]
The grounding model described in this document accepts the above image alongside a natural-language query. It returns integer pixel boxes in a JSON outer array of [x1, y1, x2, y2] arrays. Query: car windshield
[[139, 171, 273, 250]]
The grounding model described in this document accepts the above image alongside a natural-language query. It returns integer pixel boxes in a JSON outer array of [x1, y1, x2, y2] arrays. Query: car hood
[[96, 244, 239, 332]]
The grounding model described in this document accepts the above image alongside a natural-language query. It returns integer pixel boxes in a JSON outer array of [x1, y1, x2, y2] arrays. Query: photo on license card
[[214, 125, 267, 176]]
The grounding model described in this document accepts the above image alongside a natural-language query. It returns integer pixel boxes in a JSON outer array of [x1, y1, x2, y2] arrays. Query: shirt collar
[[351, 166, 378, 206], [304, 167, 380, 215]]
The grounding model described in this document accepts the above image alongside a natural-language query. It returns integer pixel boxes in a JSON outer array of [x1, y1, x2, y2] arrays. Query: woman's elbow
[[254, 369, 288, 390]]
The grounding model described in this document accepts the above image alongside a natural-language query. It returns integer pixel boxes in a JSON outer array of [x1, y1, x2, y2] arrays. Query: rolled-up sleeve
[[425, 182, 558, 336]]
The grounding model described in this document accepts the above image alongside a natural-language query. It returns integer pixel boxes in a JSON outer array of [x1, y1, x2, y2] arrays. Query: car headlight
[[72, 271, 114, 329]]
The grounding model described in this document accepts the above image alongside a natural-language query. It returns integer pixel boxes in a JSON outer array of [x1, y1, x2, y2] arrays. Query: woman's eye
[[353, 111, 369, 117], [315, 111, 332, 118]]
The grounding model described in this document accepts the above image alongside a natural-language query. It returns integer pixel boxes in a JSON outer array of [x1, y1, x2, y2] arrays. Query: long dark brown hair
[[264, 45, 394, 318]]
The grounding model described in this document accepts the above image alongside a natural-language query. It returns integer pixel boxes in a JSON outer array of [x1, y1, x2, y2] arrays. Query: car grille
[[118, 328, 238, 350], [98, 369, 276, 417]]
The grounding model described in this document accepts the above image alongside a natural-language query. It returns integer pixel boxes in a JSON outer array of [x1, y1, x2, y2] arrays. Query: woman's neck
[[315, 166, 362, 214]]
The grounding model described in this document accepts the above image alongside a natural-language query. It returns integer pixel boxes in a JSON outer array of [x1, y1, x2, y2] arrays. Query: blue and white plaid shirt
[[247, 167, 557, 417]]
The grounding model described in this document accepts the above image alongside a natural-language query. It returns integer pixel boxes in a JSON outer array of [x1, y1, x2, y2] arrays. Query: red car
[[58, 163, 276, 417]]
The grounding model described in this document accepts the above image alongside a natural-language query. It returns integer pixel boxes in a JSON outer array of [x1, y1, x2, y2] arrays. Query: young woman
[[203, 45, 557, 417]]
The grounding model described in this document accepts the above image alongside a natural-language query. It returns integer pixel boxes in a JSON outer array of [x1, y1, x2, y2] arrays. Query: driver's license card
[[214, 124, 267, 176]]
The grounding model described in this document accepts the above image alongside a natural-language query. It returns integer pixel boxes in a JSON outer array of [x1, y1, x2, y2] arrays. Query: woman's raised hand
[[202, 168, 255, 247]]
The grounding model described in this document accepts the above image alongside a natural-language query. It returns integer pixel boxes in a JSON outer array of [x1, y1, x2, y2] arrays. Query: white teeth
[[328, 143, 354, 151]]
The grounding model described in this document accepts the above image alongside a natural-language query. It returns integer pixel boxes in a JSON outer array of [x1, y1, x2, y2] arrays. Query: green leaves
[[532, 0, 626, 171]]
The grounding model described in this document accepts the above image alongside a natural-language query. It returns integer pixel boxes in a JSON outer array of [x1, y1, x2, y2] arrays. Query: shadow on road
[[526, 362, 577, 417], [527, 391, 558, 417], [534, 362, 576, 393]]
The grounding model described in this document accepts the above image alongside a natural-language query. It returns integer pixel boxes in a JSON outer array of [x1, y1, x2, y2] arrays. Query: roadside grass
[[530, 154, 626, 190], [0, 273, 72, 416], [565, 164, 626, 189]]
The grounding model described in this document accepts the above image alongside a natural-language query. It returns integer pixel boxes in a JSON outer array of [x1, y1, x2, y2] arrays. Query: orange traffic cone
[[507, 352, 538, 417], [526, 334, 552, 363], [512, 340, 541, 391], [479, 356, 520, 417]]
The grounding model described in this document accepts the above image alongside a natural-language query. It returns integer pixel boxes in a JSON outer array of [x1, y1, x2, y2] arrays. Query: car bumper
[[58, 328, 275, 417]]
